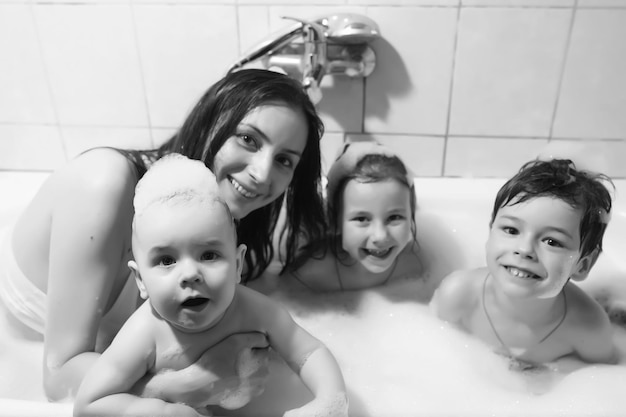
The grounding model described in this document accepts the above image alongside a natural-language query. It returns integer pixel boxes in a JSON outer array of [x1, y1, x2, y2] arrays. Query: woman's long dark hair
[[113, 69, 326, 282]]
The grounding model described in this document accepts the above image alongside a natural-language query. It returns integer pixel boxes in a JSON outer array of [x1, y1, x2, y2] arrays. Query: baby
[[430, 158, 618, 367], [73, 154, 347, 417], [287, 141, 420, 291]]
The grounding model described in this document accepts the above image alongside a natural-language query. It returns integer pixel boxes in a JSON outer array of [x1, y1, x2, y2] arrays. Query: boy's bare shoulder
[[564, 283, 611, 328], [430, 268, 486, 321]]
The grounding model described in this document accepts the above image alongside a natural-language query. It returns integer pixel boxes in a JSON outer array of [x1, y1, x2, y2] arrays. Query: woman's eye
[[236, 134, 257, 148], [158, 256, 175, 266], [201, 251, 219, 261], [276, 155, 294, 169]]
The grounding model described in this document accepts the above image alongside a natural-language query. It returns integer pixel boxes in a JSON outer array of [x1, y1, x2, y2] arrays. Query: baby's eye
[[201, 251, 219, 261], [158, 256, 176, 267]]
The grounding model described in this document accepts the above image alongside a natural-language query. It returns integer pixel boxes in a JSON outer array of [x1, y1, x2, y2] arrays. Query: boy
[[74, 154, 347, 417], [430, 158, 617, 367]]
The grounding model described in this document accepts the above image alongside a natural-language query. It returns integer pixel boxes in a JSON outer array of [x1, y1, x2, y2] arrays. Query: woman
[[1, 69, 327, 403]]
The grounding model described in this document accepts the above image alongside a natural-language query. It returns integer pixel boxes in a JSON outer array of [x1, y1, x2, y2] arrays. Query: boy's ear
[[128, 260, 149, 300], [571, 248, 600, 282], [235, 244, 247, 284]]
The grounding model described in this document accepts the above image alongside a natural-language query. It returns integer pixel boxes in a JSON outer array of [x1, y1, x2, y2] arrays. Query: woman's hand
[[132, 332, 270, 409]]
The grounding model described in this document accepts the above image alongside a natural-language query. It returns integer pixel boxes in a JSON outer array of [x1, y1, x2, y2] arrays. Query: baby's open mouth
[[181, 297, 209, 308]]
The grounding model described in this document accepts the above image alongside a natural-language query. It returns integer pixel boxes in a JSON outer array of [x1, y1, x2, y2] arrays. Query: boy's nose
[[179, 261, 203, 286], [514, 237, 536, 259]]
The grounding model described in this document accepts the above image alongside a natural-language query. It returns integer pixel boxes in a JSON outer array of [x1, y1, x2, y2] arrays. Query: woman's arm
[[133, 332, 270, 409], [43, 151, 137, 401]]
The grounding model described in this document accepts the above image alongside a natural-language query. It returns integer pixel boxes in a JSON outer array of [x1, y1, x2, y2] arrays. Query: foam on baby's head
[[133, 153, 223, 218]]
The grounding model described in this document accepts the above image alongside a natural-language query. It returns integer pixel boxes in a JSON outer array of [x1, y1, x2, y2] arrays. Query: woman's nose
[[248, 151, 273, 186]]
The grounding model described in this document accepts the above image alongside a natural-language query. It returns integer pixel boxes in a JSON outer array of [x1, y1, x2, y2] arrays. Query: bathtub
[[1, 172, 626, 417]]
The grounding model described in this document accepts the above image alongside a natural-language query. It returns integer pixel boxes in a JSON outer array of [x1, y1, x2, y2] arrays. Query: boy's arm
[[73, 312, 199, 417], [254, 291, 347, 416], [429, 269, 476, 325], [571, 294, 619, 364]]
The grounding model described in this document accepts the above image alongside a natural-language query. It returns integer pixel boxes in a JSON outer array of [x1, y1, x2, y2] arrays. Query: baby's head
[[326, 141, 416, 273], [491, 158, 612, 259], [129, 153, 245, 332]]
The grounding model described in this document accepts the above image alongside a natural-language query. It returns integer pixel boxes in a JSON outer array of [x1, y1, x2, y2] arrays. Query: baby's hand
[[283, 393, 349, 417]]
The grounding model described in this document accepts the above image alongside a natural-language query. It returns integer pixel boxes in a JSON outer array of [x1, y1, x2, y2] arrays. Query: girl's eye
[[201, 251, 219, 261], [158, 256, 175, 267], [351, 216, 369, 223], [502, 226, 518, 235], [388, 214, 406, 222]]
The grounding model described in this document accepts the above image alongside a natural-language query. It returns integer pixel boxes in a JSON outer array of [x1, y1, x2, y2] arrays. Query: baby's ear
[[235, 244, 247, 284], [571, 248, 600, 282], [128, 260, 149, 300]]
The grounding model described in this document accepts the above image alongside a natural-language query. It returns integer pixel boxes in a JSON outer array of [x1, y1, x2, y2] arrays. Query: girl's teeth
[[231, 179, 257, 198]]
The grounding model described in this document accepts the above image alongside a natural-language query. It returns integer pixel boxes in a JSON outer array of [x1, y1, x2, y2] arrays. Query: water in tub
[[2, 174, 626, 416]]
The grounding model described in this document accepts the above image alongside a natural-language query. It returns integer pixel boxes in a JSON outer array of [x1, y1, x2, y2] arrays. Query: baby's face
[[486, 195, 585, 299], [341, 178, 413, 274], [132, 200, 244, 332]]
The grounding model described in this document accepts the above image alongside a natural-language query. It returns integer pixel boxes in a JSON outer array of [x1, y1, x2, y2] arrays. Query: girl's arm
[[44, 151, 137, 401]]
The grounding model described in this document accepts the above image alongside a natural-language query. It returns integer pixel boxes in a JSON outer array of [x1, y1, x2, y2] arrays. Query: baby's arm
[[73, 313, 200, 417], [260, 295, 347, 416]]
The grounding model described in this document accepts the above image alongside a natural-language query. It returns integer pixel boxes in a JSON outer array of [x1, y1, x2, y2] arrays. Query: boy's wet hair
[[491, 158, 613, 258]]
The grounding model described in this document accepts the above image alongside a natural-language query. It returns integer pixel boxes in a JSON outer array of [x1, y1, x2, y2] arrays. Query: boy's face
[[130, 200, 245, 333], [341, 179, 413, 273], [486, 195, 591, 299]]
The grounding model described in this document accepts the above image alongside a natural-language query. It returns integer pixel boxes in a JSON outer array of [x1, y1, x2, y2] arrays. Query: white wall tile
[[462, 0, 574, 6], [578, 0, 626, 7], [33, 4, 148, 127], [347, 134, 445, 177], [450, 7, 571, 137], [445, 137, 549, 177], [553, 10, 626, 140], [350, 0, 458, 4], [133, 5, 238, 129], [151, 127, 177, 148], [540, 139, 626, 179], [0, 125, 65, 170], [364, 7, 458, 136], [61, 126, 152, 160], [320, 132, 345, 176], [237, 6, 270, 56], [0, 4, 55, 124]]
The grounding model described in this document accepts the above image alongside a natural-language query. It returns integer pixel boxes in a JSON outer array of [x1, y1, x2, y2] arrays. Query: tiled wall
[[1, 0, 625, 178]]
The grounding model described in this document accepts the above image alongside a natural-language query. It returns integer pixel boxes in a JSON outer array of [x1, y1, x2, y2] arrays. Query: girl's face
[[341, 179, 413, 273], [486, 196, 592, 299], [212, 104, 308, 219], [130, 201, 245, 333]]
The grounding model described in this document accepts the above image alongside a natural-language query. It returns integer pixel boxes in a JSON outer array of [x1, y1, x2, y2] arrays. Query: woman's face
[[212, 104, 308, 219]]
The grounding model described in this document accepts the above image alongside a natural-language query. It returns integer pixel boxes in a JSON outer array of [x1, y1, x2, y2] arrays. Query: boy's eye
[[158, 256, 175, 266], [545, 238, 564, 248], [201, 251, 219, 261]]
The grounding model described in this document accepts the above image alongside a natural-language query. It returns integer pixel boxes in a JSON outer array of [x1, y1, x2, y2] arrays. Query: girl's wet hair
[[113, 69, 326, 282], [491, 158, 614, 258]]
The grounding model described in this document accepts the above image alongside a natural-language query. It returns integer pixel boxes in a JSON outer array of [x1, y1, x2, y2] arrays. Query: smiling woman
[[1, 69, 327, 405]]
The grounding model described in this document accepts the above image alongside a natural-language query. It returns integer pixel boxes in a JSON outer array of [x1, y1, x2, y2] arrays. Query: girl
[[286, 141, 420, 291]]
